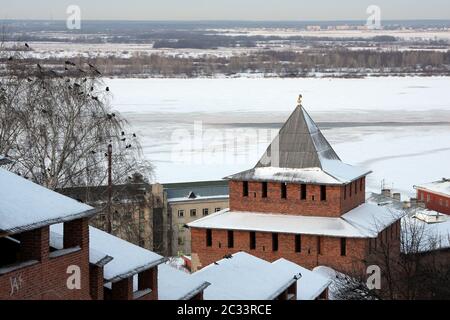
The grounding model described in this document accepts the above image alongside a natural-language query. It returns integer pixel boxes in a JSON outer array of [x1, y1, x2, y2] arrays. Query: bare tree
[[0, 43, 152, 190]]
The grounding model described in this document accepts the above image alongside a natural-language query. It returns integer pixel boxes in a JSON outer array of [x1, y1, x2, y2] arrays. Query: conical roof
[[225, 103, 371, 185], [256, 105, 340, 169]]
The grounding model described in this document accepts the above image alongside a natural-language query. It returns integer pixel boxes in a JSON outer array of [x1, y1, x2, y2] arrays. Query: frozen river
[[106, 77, 450, 197]]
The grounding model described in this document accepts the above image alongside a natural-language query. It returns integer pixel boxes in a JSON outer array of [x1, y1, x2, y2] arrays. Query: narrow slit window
[[272, 233, 279, 251], [243, 181, 248, 197], [295, 234, 301, 253], [317, 236, 321, 255], [340, 238, 347, 256], [206, 229, 212, 247], [227, 230, 234, 248], [320, 185, 327, 201], [300, 184, 307, 200], [262, 182, 268, 198], [281, 183, 287, 199], [250, 232, 256, 250]]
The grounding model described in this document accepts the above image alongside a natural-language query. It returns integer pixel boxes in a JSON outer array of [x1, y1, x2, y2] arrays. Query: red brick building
[[414, 179, 450, 214], [0, 166, 207, 300], [188, 100, 401, 276]]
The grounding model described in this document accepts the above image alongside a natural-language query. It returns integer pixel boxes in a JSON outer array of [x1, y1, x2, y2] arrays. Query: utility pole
[[107, 143, 113, 233]]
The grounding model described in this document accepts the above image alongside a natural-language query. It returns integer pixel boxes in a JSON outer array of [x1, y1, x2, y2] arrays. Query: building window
[[202, 208, 209, 216], [349, 184, 352, 197], [215, 207, 221, 212], [427, 194, 430, 202], [340, 238, 346, 256], [446, 200, 449, 207], [250, 231, 256, 250], [190, 209, 197, 217], [439, 198, 443, 206], [243, 181, 249, 197], [272, 233, 279, 251], [300, 184, 307, 200], [317, 236, 321, 255], [178, 210, 184, 218], [320, 185, 327, 201], [281, 183, 287, 199], [227, 230, 234, 248], [206, 229, 212, 247], [262, 182, 268, 198], [295, 234, 301, 253]]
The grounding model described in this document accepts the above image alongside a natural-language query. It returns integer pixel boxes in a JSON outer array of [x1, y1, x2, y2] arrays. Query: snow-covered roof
[[0, 168, 97, 236], [191, 252, 300, 300], [50, 224, 165, 282], [164, 180, 229, 203], [225, 162, 370, 185], [226, 105, 371, 185], [188, 203, 402, 238], [158, 264, 210, 300], [272, 258, 331, 300], [414, 179, 450, 197]]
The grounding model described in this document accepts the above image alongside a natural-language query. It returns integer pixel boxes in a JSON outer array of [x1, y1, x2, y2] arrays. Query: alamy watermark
[[66, 5, 81, 30], [366, 5, 382, 30]]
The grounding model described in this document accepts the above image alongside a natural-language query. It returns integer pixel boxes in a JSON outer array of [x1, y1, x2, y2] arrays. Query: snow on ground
[[107, 77, 450, 197]]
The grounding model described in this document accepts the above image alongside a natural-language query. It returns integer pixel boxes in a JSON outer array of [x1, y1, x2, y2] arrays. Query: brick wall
[[417, 189, 450, 214], [229, 178, 365, 217], [0, 219, 91, 300], [191, 222, 400, 275]]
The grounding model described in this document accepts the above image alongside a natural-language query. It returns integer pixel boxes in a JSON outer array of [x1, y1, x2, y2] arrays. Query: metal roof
[[163, 180, 228, 201], [256, 105, 340, 169]]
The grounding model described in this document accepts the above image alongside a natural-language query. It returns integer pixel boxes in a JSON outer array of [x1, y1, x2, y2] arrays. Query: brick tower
[[188, 97, 401, 274]]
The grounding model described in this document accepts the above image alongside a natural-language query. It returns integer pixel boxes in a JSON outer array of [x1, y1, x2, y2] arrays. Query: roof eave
[[0, 207, 99, 237], [179, 281, 211, 300], [106, 257, 168, 284]]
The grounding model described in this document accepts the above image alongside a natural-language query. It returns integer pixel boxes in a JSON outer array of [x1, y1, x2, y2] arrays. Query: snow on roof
[[414, 179, 450, 197], [50, 224, 165, 282], [188, 203, 401, 238], [191, 252, 300, 300], [272, 258, 331, 300], [225, 163, 370, 185], [0, 168, 97, 235], [158, 264, 210, 300]]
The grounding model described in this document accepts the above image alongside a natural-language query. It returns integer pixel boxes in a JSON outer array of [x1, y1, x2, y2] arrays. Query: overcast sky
[[0, 0, 449, 21]]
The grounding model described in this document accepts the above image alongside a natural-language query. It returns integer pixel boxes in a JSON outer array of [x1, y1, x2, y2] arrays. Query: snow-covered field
[[106, 77, 450, 197]]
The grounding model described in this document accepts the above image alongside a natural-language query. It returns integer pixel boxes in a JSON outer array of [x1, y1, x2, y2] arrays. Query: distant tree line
[[1, 48, 449, 78]]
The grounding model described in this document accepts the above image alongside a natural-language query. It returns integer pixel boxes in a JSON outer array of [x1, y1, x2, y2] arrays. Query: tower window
[[272, 233, 279, 251], [300, 184, 307, 200], [243, 181, 248, 197], [281, 183, 287, 199], [340, 238, 347, 256], [317, 236, 321, 255], [295, 234, 301, 253], [262, 182, 268, 198], [227, 230, 234, 248], [320, 185, 327, 201], [250, 232, 256, 250], [206, 229, 212, 247]]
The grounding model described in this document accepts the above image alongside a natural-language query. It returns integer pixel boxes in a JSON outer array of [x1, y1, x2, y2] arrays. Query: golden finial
[[297, 94, 303, 106]]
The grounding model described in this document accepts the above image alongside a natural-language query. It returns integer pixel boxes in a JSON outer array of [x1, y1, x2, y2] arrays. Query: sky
[[0, 0, 449, 21]]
